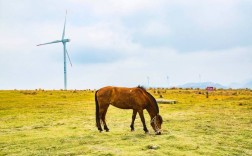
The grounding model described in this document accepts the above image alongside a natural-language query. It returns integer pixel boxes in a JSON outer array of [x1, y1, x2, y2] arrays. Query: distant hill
[[228, 80, 252, 89], [242, 81, 252, 88], [179, 82, 227, 89]]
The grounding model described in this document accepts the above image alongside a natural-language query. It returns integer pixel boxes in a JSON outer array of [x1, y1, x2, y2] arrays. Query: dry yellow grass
[[0, 89, 251, 155]]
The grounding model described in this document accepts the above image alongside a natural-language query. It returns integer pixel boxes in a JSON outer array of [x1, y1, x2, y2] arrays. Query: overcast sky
[[0, 0, 252, 89]]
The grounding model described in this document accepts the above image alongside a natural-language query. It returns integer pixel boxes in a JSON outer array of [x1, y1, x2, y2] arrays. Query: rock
[[147, 145, 159, 150]]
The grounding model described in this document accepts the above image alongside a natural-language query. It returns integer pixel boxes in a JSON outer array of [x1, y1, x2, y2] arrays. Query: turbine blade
[[62, 10, 67, 40], [37, 40, 62, 46], [65, 47, 72, 67]]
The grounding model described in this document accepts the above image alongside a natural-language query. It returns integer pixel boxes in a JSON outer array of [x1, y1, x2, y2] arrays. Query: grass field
[[0, 88, 252, 155]]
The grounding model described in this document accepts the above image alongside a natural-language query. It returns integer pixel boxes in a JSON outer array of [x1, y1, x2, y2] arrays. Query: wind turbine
[[37, 11, 72, 90]]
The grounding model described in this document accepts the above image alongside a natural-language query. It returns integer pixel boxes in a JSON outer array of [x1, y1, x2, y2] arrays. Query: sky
[[0, 0, 252, 89]]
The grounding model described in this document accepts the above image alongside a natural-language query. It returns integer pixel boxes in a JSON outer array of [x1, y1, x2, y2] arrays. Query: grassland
[[0, 88, 251, 155]]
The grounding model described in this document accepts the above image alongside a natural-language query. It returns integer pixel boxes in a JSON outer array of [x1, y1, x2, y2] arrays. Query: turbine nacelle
[[62, 39, 70, 43]]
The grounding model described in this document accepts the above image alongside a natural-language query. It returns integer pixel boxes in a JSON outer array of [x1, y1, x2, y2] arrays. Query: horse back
[[96, 86, 149, 109]]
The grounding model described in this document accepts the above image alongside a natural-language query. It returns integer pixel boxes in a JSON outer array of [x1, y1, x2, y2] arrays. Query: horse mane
[[137, 85, 159, 113], [137, 85, 146, 91]]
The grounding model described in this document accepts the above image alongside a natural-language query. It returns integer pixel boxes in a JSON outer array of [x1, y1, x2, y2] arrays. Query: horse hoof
[[131, 129, 135, 132], [155, 132, 161, 135], [105, 129, 109, 132], [145, 131, 150, 134]]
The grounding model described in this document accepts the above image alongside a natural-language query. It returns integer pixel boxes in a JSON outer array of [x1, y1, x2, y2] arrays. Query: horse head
[[150, 114, 163, 135]]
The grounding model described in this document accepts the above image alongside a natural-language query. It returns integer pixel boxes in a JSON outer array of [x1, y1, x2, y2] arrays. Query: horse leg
[[95, 96, 103, 132], [130, 109, 137, 131], [97, 114, 103, 132], [97, 111, 103, 132], [138, 110, 149, 133], [101, 108, 109, 132]]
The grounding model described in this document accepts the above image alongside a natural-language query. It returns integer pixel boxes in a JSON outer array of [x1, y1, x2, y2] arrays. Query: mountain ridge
[[178, 82, 227, 89], [177, 80, 252, 89]]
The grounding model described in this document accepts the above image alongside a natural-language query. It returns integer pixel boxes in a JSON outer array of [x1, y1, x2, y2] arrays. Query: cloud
[[71, 48, 122, 64], [66, 45, 252, 89], [73, 0, 163, 16], [137, 46, 252, 86], [70, 22, 131, 49], [1, 0, 252, 89], [103, 0, 252, 52], [68, 21, 143, 64]]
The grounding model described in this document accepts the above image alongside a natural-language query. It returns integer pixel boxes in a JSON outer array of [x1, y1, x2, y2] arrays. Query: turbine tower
[[37, 11, 72, 90]]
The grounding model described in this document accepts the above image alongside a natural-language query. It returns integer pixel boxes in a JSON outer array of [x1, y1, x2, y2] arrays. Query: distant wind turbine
[[37, 11, 72, 90]]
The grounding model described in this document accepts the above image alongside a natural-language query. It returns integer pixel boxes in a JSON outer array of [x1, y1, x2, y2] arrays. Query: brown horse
[[95, 86, 163, 135]]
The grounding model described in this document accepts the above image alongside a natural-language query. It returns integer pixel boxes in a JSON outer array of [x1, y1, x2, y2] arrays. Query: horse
[[95, 86, 163, 135]]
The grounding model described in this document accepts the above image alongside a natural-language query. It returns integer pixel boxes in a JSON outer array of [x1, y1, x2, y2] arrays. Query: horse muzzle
[[155, 131, 161, 135]]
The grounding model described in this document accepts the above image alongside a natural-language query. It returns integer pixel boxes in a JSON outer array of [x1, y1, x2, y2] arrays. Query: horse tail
[[95, 90, 99, 127]]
